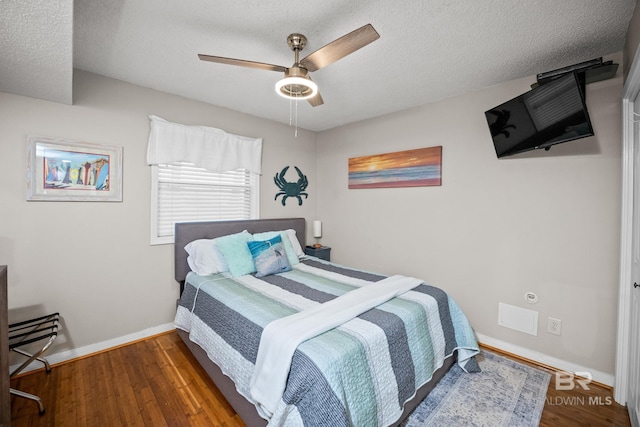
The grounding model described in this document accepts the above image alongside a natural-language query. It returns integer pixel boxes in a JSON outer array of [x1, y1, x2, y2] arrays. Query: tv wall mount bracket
[[531, 57, 618, 89]]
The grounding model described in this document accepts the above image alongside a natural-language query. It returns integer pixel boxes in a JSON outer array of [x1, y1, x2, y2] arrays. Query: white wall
[[0, 70, 317, 356], [316, 54, 623, 378]]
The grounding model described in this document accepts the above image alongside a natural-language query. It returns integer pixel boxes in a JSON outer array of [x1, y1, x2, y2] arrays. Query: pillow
[[283, 229, 305, 258], [247, 235, 292, 277], [184, 239, 228, 275], [253, 231, 299, 266], [215, 230, 256, 276]]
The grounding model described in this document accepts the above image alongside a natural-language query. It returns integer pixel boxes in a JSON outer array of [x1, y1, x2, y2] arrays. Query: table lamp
[[313, 220, 322, 248]]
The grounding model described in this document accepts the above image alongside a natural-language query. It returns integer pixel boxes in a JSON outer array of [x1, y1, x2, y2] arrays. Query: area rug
[[402, 350, 551, 427]]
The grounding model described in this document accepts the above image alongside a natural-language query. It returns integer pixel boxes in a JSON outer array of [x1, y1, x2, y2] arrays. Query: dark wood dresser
[[1, 265, 9, 426]]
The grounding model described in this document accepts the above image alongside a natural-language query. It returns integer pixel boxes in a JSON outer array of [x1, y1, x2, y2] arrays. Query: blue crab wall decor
[[274, 166, 308, 206]]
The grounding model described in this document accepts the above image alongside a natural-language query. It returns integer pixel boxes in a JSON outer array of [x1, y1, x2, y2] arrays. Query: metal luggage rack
[[8, 312, 60, 414]]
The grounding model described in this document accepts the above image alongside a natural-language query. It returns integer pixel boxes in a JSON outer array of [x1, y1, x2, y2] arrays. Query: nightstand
[[305, 245, 331, 261]]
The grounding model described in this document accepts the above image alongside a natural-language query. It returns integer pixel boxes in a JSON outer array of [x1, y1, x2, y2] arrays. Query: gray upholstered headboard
[[174, 218, 306, 284]]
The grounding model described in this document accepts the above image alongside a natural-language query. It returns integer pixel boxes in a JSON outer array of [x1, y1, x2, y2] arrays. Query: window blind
[[151, 162, 258, 243]]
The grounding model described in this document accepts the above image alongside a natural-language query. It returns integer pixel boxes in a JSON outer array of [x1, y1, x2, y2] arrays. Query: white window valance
[[146, 115, 263, 174]]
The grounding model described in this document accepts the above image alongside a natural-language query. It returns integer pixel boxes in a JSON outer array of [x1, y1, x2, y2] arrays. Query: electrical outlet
[[548, 317, 562, 335]]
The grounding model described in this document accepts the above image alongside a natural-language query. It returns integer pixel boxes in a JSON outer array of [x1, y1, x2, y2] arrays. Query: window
[[146, 115, 262, 244], [150, 162, 259, 245]]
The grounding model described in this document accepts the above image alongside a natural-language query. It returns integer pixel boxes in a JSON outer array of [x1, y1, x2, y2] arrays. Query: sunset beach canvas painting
[[348, 146, 442, 189]]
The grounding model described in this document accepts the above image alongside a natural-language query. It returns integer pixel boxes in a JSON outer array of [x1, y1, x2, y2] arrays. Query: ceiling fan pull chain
[[289, 96, 293, 127], [295, 96, 298, 138]]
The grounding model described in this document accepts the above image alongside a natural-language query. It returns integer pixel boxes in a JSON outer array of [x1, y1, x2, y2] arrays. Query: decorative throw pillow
[[247, 235, 292, 277], [215, 230, 256, 276], [253, 231, 299, 266]]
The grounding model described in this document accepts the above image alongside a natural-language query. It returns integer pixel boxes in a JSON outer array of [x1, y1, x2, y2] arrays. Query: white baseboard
[[476, 333, 614, 387], [11, 322, 175, 375]]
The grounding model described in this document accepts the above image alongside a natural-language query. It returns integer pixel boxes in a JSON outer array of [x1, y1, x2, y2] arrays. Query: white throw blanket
[[250, 274, 423, 418]]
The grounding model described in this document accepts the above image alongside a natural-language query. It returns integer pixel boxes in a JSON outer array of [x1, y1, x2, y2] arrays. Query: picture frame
[[348, 146, 442, 189], [26, 136, 123, 202]]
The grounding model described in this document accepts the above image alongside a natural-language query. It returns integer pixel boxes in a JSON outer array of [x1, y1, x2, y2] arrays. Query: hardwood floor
[[10, 331, 631, 426], [10, 331, 243, 426]]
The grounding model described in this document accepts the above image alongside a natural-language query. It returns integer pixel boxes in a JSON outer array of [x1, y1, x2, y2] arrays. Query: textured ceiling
[[0, 0, 73, 104], [2, 0, 636, 131]]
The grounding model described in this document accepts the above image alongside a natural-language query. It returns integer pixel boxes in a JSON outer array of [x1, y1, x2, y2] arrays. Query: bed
[[173, 218, 479, 427]]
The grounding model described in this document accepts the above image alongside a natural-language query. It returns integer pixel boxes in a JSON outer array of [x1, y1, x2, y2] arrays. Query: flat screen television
[[484, 72, 594, 158]]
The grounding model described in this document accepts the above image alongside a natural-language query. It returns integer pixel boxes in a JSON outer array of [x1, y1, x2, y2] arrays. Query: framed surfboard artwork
[[26, 136, 123, 202]]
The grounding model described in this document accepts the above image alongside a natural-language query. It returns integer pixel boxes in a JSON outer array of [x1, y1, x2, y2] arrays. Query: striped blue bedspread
[[174, 258, 480, 427]]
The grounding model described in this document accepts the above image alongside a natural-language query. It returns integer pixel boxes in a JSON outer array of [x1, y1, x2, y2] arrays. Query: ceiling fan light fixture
[[275, 76, 318, 100]]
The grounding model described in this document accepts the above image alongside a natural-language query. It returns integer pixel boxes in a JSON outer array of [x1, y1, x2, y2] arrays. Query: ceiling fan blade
[[198, 54, 287, 73], [307, 91, 324, 107], [300, 24, 380, 72]]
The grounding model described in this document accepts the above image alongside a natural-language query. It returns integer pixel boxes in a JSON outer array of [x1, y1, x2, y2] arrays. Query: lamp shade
[[313, 220, 322, 238]]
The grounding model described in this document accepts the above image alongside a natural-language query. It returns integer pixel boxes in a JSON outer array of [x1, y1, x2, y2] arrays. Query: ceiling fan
[[198, 23, 380, 107]]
